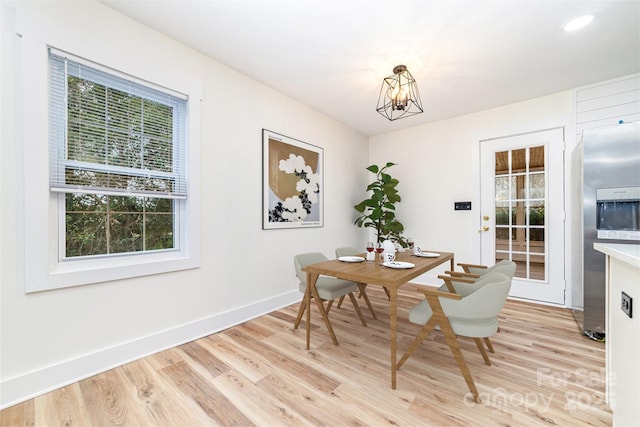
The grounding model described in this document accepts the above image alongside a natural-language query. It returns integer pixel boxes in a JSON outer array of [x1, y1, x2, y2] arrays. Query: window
[[22, 40, 200, 293], [49, 50, 187, 259]]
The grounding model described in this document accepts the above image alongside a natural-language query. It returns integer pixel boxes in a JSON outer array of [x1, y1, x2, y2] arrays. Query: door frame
[[471, 125, 567, 306]]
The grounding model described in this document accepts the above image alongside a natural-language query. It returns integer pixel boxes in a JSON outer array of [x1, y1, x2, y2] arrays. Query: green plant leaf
[[370, 207, 383, 220], [354, 201, 367, 213], [366, 182, 382, 192], [387, 193, 401, 203]]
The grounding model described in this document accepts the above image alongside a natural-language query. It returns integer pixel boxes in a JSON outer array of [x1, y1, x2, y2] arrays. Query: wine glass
[[375, 242, 384, 261], [365, 241, 374, 253]]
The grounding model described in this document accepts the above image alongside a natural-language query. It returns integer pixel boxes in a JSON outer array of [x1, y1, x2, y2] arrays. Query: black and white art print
[[262, 129, 323, 229]]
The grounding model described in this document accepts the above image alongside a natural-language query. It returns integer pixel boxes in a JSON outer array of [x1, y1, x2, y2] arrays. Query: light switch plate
[[621, 292, 632, 318]]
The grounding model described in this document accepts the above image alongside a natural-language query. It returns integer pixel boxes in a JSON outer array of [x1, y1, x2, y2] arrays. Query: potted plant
[[353, 162, 407, 246]]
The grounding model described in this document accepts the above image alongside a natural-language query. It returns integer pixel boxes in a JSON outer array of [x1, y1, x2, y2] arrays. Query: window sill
[[26, 251, 201, 293]]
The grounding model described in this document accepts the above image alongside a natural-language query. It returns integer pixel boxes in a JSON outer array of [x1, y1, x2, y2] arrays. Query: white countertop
[[594, 243, 640, 269]]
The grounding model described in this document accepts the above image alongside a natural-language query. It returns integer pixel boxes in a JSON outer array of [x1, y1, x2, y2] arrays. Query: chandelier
[[376, 65, 423, 121]]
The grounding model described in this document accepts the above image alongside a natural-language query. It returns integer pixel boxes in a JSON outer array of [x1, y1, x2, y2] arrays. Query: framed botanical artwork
[[262, 129, 323, 229]]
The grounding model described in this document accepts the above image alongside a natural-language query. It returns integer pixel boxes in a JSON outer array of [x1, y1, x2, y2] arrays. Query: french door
[[479, 128, 565, 304]]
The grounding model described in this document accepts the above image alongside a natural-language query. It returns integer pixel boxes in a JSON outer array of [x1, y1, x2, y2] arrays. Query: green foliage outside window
[[65, 194, 174, 257]]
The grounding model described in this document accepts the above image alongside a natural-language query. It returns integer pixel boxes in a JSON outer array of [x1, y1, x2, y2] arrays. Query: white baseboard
[[0, 290, 301, 410]]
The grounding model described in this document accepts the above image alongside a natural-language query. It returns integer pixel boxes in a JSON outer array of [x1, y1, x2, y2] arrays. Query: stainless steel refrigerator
[[572, 122, 640, 340]]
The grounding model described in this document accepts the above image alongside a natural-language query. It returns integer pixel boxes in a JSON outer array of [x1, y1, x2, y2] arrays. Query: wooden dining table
[[302, 250, 454, 389]]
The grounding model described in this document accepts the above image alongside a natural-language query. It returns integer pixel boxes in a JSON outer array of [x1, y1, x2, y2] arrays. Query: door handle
[[478, 226, 490, 232]]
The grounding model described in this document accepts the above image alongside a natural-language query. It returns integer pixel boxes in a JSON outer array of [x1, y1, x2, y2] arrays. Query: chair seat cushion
[[447, 317, 498, 337], [299, 276, 357, 300]]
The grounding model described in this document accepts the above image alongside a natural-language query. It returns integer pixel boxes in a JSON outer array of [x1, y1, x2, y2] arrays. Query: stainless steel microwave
[[596, 186, 640, 240]]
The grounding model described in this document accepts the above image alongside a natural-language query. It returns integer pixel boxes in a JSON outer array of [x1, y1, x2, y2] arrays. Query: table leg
[[389, 285, 398, 389], [450, 256, 454, 271], [304, 273, 315, 350]]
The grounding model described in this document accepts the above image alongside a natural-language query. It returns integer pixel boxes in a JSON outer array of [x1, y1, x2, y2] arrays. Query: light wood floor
[[1, 285, 611, 426]]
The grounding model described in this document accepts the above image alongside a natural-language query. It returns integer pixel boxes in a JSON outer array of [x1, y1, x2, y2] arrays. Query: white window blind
[[48, 49, 188, 199]]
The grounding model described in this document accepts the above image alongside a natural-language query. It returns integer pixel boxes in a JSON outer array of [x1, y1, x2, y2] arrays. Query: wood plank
[[119, 358, 209, 426], [160, 361, 255, 426], [0, 395, 34, 426], [178, 340, 230, 378], [33, 383, 88, 427], [77, 367, 148, 426], [211, 369, 316, 427], [221, 328, 341, 395]]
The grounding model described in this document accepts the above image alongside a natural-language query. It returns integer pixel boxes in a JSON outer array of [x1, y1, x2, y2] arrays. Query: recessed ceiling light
[[564, 15, 594, 32]]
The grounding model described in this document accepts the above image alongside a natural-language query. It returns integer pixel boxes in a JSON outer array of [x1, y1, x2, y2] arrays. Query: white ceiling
[[101, 0, 640, 136]]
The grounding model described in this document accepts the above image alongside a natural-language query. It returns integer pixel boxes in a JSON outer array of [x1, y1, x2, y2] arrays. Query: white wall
[[0, 1, 368, 408], [369, 92, 576, 290]]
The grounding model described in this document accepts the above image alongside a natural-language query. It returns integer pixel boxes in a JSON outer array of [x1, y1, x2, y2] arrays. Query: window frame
[[22, 38, 201, 293], [49, 49, 186, 260]]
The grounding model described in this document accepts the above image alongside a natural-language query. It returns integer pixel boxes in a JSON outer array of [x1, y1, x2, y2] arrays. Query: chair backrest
[[335, 247, 360, 258], [468, 259, 516, 278], [442, 272, 512, 319], [487, 259, 516, 278], [294, 252, 329, 284], [447, 260, 515, 297]]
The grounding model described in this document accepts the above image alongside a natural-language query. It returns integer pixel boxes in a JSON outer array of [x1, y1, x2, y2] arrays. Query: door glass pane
[[529, 173, 545, 199], [514, 200, 526, 226], [514, 174, 526, 199], [529, 146, 545, 172], [494, 145, 546, 280], [528, 201, 545, 225], [495, 226, 510, 240], [511, 149, 526, 172], [495, 202, 510, 225], [530, 254, 545, 280], [495, 176, 515, 201], [495, 151, 508, 174], [529, 229, 545, 253]]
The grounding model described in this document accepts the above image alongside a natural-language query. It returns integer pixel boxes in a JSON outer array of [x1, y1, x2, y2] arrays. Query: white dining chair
[[334, 246, 378, 319], [293, 252, 367, 334], [437, 260, 516, 353], [397, 272, 512, 403]]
